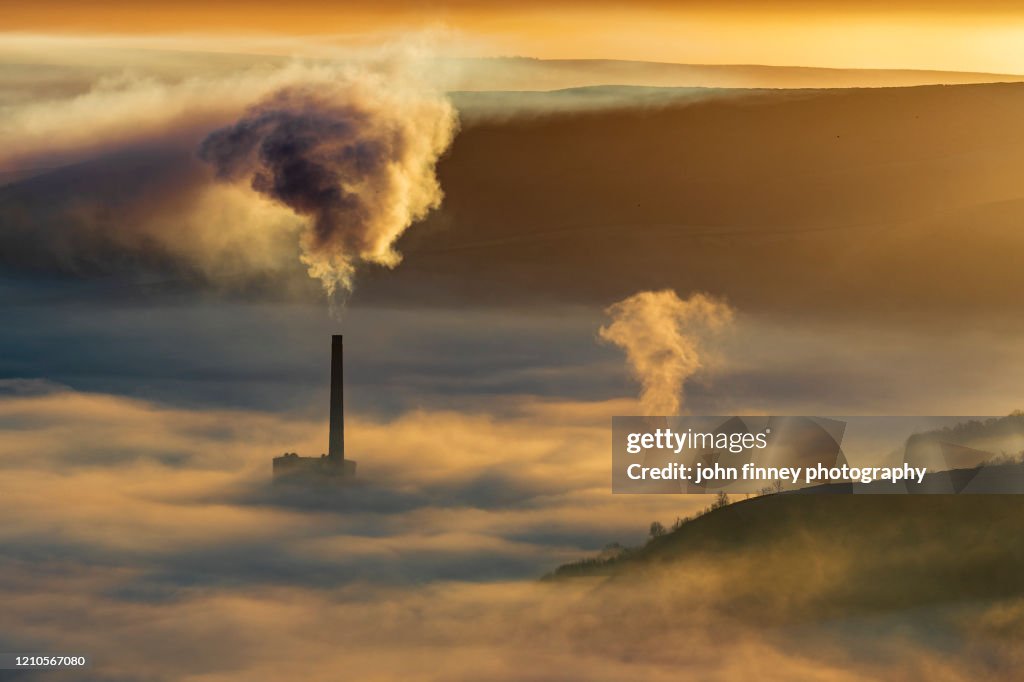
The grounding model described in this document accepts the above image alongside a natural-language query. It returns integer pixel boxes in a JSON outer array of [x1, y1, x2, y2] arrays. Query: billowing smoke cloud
[[199, 76, 457, 298], [0, 46, 459, 298], [599, 290, 734, 415]]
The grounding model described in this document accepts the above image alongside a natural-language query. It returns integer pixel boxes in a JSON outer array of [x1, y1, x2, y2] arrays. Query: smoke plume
[[199, 73, 457, 297], [599, 290, 733, 415]]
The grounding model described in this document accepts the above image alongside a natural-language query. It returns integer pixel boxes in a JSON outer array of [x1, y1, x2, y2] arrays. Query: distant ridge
[[447, 57, 1024, 91], [4, 48, 1020, 95]]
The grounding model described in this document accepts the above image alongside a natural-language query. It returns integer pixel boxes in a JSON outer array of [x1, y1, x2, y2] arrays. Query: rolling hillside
[[549, 490, 1024, 622]]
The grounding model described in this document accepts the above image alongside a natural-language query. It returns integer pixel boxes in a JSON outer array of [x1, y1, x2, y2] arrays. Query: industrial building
[[273, 335, 357, 482]]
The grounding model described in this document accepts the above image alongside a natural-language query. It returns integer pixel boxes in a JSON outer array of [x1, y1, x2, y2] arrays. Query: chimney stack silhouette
[[328, 335, 344, 460], [273, 334, 356, 481]]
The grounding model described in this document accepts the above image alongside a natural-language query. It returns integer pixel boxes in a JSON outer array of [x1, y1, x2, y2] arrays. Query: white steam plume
[[599, 290, 734, 415]]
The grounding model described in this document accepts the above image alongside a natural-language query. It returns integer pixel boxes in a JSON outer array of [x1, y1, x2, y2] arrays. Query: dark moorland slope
[[550, 491, 1024, 622], [366, 82, 1024, 322]]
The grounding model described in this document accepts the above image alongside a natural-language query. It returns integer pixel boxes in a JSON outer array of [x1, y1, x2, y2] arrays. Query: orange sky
[[8, 0, 1024, 30], [5, 2, 1024, 74]]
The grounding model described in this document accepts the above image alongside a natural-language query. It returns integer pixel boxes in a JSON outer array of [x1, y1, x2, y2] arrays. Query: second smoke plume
[[599, 290, 734, 415]]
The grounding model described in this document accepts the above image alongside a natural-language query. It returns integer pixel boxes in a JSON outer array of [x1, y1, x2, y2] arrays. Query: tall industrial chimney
[[273, 334, 356, 480], [328, 334, 344, 459]]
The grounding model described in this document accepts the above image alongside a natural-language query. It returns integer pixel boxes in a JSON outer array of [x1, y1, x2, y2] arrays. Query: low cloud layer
[[2, 385, 1021, 680], [9, 567, 1017, 682], [0, 384, 705, 587]]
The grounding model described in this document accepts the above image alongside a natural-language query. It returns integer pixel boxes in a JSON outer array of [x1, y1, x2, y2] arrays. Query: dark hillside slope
[[552, 493, 1024, 622], [362, 82, 1024, 322]]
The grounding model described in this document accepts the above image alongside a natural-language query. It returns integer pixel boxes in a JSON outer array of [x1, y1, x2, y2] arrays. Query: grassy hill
[[548, 491, 1024, 623]]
